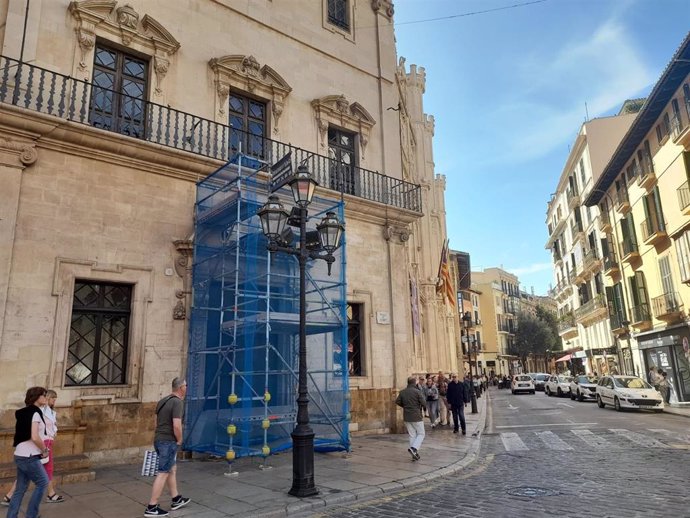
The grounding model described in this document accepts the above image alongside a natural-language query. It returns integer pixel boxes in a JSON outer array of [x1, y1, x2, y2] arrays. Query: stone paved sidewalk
[[7, 394, 487, 518]]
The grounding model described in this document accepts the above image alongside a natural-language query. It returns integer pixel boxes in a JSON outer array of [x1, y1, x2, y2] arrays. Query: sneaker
[[1, 495, 10, 506], [144, 505, 169, 517], [412, 448, 420, 461], [407, 447, 416, 460], [46, 494, 65, 503], [170, 495, 190, 510], [462, 430, 467, 435]]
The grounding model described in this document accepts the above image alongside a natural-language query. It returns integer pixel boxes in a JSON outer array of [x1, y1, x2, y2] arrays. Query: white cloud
[[474, 18, 654, 166], [506, 262, 553, 276]]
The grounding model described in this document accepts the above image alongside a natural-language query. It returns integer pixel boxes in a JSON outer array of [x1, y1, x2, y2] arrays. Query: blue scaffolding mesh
[[185, 153, 349, 460]]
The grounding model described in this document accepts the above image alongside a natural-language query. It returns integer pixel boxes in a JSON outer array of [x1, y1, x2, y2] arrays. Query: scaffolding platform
[[185, 151, 350, 460]]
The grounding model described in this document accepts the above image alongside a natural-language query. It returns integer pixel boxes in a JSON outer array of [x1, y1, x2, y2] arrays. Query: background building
[[472, 268, 520, 376], [545, 105, 639, 375], [584, 32, 690, 402]]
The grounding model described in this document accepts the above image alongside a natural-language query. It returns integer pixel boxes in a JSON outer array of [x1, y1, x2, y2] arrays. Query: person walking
[[422, 377, 440, 428], [42, 389, 64, 503], [395, 376, 427, 461], [446, 374, 469, 435], [7, 387, 50, 518], [436, 372, 450, 427], [144, 377, 191, 517], [658, 372, 671, 404]]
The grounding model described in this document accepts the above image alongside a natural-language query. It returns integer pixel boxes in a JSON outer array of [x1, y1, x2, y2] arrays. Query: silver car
[[569, 375, 598, 401]]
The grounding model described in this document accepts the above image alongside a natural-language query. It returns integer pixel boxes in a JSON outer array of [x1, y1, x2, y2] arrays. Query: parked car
[[545, 375, 573, 397], [569, 375, 598, 401], [532, 373, 550, 391], [596, 375, 664, 412], [511, 374, 535, 394]]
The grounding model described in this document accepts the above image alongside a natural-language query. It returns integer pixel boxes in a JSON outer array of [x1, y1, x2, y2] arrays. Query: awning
[[556, 353, 572, 362]]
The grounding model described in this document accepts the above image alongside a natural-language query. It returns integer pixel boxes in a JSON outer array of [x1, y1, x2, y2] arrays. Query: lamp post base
[[288, 428, 318, 498], [470, 391, 478, 414]]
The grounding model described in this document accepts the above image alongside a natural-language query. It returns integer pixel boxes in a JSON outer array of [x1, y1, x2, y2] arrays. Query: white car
[[569, 375, 599, 401], [545, 375, 572, 397], [596, 375, 664, 412], [511, 374, 535, 394]]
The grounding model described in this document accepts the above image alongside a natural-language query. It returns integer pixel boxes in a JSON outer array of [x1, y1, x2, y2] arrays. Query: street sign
[[269, 152, 293, 192]]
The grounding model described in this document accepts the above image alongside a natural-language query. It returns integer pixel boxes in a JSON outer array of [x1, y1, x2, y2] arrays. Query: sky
[[393, 0, 690, 295]]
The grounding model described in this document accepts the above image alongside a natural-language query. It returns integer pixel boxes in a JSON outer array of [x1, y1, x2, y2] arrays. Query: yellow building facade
[[584, 33, 690, 403]]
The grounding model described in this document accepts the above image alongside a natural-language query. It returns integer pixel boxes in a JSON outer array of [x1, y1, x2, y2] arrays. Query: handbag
[[141, 449, 159, 477]]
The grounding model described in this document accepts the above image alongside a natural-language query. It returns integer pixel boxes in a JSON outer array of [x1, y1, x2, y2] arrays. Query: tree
[[535, 305, 561, 352], [511, 312, 555, 368]]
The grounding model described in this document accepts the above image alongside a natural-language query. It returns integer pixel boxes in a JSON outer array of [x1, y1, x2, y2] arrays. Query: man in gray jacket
[[395, 376, 427, 460]]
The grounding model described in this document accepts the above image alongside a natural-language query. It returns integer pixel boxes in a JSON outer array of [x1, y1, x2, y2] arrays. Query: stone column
[[0, 138, 37, 352]]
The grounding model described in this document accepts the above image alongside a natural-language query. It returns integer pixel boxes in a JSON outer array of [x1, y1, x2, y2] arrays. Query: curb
[[263, 392, 490, 517]]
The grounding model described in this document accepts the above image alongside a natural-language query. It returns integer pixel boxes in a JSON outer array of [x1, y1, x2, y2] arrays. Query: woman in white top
[[42, 389, 64, 502]]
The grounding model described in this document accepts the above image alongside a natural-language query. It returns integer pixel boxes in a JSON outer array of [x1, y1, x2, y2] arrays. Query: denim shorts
[[154, 440, 178, 473]]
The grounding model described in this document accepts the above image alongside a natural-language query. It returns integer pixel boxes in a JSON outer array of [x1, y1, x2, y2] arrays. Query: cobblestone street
[[311, 389, 690, 518]]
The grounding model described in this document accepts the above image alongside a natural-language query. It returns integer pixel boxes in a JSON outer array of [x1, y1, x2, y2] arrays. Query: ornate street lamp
[[257, 165, 344, 498], [462, 311, 478, 414]]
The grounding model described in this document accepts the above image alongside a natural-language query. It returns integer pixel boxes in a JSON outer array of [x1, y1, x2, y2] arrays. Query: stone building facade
[[0, 0, 455, 464]]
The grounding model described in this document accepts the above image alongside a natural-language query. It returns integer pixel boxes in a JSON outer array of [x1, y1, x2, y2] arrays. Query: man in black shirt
[[145, 377, 190, 517]]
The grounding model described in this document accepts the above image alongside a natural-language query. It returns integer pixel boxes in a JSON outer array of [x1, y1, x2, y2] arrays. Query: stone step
[[0, 454, 92, 481], [0, 467, 95, 494]]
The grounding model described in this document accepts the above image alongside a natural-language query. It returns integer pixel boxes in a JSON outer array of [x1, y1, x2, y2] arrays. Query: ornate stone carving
[[172, 299, 186, 320], [69, 1, 180, 92], [116, 3, 139, 44], [311, 95, 376, 158], [0, 137, 38, 167], [209, 55, 292, 132], [173, 239, 194, 278], [383, 225, 411, 243], [371, 0, 394, 18], [153, 56, 169, 96]]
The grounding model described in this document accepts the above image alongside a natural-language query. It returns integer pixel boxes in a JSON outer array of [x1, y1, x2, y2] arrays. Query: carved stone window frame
[[311, 94, 376, 160], [209, 55, 292, 135], [68, 0, 180, 98], [49, 257, 154, 402], [322, 0, 356, 42]]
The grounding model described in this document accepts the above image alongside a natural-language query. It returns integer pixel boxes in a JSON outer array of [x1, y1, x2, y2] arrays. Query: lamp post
[[257, 165, 344, 498], [462, 311, 478, 414]]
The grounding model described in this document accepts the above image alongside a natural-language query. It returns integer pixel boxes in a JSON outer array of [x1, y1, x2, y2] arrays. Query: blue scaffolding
[[185, 153, 349, 460]]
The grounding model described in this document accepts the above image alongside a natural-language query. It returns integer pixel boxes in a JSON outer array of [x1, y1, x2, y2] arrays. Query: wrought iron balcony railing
[[609, 311, 628, 333], [0, 55, 422, 212], [615, 188, 630, 209], [602, 250, 618, 272], [558, 313, 576, 333], [574, 294, 607, 321], [651, 292, 682, 318], [621, 238, 638, 258], [630, 302, 651, 324]]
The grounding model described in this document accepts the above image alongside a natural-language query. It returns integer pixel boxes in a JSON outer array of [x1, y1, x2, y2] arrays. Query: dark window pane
[[249, 101, 264, 119], [123, 57, 145, 79], [328, 0, 349, 30], [65, 281, 132, 386], [347, 302, 362, 376], [229, 96, 244, 113], [89, 44, 148, 140], [94, 48, 116, 69], [227, 92, 266, 159], [328, 127, 357, 195]]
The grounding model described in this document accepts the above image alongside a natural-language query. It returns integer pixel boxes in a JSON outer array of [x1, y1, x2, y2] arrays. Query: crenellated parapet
[[406, 64, 426, 94]]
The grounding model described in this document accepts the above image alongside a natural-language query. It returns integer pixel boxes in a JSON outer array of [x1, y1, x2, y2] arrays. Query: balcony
[[630, 303, 652, 331], [573, 261, 587, 284], [602, 251, 619, 277], [570, 220, 584, 244], [546, 217, 566, 248], [574, 294, 608, 325], [615, 189, 631, 214], [651, 292, 684, 322], [610, 312, 629, 336], [582, 248, 602, 274], [677, 181, 690, 216], [637, 169, 657, 191], [558, 313, 577, 339], [567, 186, 580, 210], [0, 55, 422, 213], [671, 112, 690, 144], [598, 213, 612, 233], [621, 238, 640, 264], [641, 217, 667, 246]]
